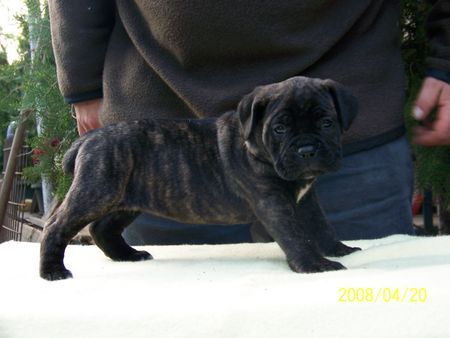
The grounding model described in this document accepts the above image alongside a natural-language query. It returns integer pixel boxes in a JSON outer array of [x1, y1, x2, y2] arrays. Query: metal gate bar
[[1, 148, 30, 241], [0, 110, 32, 242]]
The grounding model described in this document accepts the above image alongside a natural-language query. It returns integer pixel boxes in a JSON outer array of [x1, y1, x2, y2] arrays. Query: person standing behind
[[48, 0, 450, 243]]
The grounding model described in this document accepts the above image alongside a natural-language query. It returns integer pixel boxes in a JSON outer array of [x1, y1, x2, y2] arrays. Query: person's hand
[[413, 77, 450, 146], [73, 98, 102, 135]]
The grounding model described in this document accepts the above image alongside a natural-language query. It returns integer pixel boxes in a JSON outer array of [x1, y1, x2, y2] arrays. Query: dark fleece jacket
[[48, 0, 450, 153]]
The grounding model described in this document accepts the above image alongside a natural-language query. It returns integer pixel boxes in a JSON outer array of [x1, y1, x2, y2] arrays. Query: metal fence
[[0, 111, 32, 243], [0, 142, 31, 242]]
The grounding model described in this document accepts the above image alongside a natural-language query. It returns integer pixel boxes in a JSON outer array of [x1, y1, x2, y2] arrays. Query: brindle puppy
[[40, 76, 361, 280]]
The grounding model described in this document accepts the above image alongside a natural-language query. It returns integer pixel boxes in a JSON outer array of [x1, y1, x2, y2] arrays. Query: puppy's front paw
[[131, 250, 153, 261], [113, 250, 153, 262], [324, 242, 361, 257], [288, 256, 346, 273], [40, 267, 73, 281]]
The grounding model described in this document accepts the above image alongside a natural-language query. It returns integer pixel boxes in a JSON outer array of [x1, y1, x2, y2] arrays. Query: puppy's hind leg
[[40, 200, 104, 281], [89, 211, 152, 261]]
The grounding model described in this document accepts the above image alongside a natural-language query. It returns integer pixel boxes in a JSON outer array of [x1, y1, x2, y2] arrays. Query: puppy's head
[[238, 76, 358, 181]]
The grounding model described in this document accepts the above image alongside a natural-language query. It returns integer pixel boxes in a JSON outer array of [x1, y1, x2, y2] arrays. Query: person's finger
[[413, 77, 444, 120], [77, 120, 87, 136], [79, 116, 100, 135], [413, 107, 450, 145], [414, 128, 448, 145], [73, 98, 102, 136], [86, 116, 102, 130]]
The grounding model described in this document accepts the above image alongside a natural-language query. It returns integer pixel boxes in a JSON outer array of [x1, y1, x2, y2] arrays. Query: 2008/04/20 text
[[338, 287, 428, 303]]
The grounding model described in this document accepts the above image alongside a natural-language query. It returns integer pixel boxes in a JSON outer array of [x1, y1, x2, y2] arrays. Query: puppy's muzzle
[[297, 144, 318, 159]]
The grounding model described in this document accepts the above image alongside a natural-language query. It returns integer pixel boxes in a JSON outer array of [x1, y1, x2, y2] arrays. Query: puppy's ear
[[323, 79, 358, 131], [237, 89, 267, 140]]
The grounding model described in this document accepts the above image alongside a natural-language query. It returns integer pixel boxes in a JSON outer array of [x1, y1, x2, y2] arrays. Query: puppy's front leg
[[296, 187, 361, 257], [254, 194, 346, 273]]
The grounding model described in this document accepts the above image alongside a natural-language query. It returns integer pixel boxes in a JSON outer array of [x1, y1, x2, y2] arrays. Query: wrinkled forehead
[[263, 80, 335, 120]]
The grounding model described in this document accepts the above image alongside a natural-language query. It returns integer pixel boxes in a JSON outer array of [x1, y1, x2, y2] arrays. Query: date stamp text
[[338, 287, 428, 303]]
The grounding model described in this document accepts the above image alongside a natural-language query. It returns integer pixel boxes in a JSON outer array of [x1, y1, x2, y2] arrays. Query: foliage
[[0, 0, 76, 200], [0, 51, 21, 157], [401, 0, 450, 203], [0, 14, 30, 164], [21, 0, 77, 199]]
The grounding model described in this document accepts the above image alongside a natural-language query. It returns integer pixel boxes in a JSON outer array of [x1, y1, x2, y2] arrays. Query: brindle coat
[[40, 76, 361, 280]]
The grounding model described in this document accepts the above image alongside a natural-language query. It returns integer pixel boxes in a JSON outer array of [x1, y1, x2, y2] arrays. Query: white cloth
[[1, 235, 449, 338]]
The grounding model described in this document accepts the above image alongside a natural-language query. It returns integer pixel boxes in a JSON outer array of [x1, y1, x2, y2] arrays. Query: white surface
[[1, 235, 450, 338]]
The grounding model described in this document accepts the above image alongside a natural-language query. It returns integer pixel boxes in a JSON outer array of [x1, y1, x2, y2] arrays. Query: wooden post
[[0, 109, 32, 227]]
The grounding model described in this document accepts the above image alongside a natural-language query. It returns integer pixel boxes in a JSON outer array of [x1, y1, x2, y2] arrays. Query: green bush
[[401, 0, 450, 203], [23, 1, 76, 199], [10, 1, 76, 199], [0, 15, 28, 163]]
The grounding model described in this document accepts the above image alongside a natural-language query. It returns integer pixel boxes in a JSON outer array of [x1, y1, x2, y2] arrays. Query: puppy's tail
[[62, 137, 84, 175]]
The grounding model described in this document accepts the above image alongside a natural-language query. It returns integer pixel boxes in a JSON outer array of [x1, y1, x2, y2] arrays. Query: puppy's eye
[[273, 124, 287, 134], [321, 118, 333, 128]]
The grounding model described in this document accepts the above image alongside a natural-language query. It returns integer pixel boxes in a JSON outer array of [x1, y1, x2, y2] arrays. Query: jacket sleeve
[[48, 0, 115, 103], [426, 0, 450, 83]]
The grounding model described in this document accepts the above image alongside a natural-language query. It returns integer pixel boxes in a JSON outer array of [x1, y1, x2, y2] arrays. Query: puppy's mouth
[[274, 161, 326, 181], [274, 142, 341, 181]]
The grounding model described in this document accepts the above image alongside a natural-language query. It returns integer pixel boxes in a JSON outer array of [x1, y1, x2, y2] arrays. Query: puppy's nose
[[297, 144, 317, 158]]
